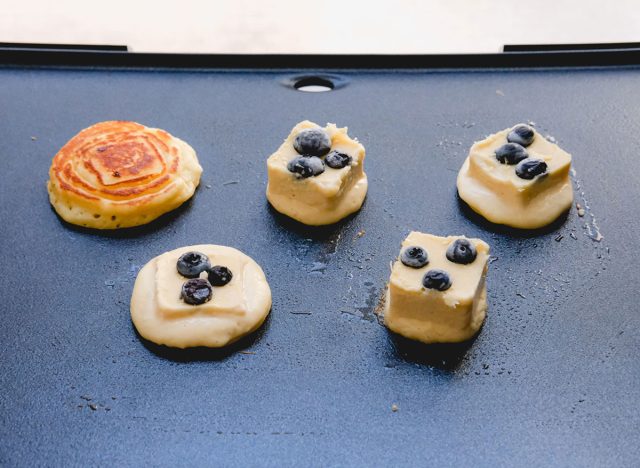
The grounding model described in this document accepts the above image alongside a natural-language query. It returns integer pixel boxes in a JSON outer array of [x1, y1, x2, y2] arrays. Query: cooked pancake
[[47, 121, 202, 229]]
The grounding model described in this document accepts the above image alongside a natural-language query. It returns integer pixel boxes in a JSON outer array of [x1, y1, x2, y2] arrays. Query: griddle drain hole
[[283, 74, 348, 92], [294, 76, 334, 92]]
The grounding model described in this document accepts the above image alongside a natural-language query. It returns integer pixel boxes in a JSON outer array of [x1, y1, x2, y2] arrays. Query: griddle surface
[[0, 66, 638, 466]]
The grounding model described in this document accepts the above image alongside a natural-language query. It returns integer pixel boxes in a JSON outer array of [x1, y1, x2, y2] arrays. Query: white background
[[2, 0, 639, 53]]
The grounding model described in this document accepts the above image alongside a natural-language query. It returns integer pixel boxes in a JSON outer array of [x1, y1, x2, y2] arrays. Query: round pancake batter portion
[[131, 244, 272, 349], [47, 121, 202, 229]]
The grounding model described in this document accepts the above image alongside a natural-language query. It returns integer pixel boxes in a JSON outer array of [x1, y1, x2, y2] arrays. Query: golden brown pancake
[[47, 121, 202, 229]]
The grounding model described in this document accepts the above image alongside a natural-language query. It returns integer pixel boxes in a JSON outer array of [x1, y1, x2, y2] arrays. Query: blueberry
[[495, 143, 528, 165], [293, 128, 332, 156], [181, 278, 213, 305], [507, 125, 535, 147], [177, 251, 211, 278], [401, 246, 429, 268], [287, 156, 325, 178], [207, 265, 233, 286], [446, 239, 477, 264], [422, 269, 452, 291], [515, 158, 548, 180], [325, 150, 352, 169]]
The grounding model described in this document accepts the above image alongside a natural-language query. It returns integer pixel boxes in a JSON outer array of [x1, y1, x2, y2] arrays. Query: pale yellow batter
[[457, 125, 573, 229], [266, 121, 367, 225], [385, 231, 490, 344], [131, 244, 271, 348]]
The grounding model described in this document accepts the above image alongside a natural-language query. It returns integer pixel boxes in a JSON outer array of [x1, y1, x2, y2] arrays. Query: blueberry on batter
[[177, 251, 211, 278], [293, 128, 332, 156], [401, 246, 429, 268], [325, 151, 352, 169], [181, 278, 213, 305], [207, 265, 233, 286], [422, 269, 452, 291], [495, 143, 528, 165], [446, 239, 477, 264], [507, 125, 535, 147], [287, 156, 325, 178], [515, 158, 548, 180]]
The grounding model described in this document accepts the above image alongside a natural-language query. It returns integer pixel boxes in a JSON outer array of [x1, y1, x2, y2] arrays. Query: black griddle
[[0, 48, 639, 467]]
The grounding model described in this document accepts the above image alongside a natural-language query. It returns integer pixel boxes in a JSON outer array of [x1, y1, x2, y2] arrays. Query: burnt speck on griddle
[[373, 285, 387, 324]]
